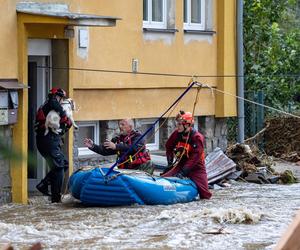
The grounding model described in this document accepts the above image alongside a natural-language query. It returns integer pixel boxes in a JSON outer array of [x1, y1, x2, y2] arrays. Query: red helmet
[[177, 111, 194, 125], [49, 87, 66, 98]]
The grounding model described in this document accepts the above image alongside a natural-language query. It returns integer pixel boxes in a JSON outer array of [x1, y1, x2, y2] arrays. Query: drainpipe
[[237, 0, 245, 143]]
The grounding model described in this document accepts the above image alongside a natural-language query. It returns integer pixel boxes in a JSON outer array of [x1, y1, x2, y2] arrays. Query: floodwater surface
[[0, 182, 300, 250]]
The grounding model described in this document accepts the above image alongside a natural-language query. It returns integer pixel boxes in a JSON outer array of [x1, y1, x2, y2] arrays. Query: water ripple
[[0, 183, 300, 249]]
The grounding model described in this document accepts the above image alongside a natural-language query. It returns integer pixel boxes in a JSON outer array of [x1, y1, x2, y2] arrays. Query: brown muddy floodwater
[[0, 182, 300, 250]]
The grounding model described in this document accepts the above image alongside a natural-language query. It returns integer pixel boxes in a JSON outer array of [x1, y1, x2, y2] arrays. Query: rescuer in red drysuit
[[162, 111, 212, 199]]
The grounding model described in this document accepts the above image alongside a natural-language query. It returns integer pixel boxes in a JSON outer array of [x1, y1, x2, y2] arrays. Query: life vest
[[175, 141, 192, 159], [117, 131, 151, 169], [35, 105, 46, 131], [174, 129, 195, 160], [174, 129, 206, 163], [176, 143, 205, 164], [175, 130, 206, 166]]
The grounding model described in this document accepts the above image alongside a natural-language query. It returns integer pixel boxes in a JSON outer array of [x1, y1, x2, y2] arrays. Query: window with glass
[[77, 121, 99, 156], [139, 119, 159, 150], [184, 0, 205, 30], [143, 0, 167, 29]]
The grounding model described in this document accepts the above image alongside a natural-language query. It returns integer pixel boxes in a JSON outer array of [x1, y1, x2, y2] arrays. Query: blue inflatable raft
[[69, 167, 198, 206]]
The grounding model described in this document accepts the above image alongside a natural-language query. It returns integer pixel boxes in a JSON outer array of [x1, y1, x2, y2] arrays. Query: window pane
[[184, 0, 187, 23], [152, 0, 163, 22], [143, 0, 148, 21], [78, 126, 94, 147], [191, 0, 201, 24], [140, 123, 155, 144]]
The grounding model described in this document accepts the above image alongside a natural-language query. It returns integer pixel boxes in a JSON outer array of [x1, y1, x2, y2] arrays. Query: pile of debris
[[225, 144, 275, 183], [152, 120, 300, 185], [225, 143, 297, 184], [264, 117, 300, 162]]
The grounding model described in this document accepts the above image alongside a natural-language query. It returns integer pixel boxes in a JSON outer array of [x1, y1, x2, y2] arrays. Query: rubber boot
[[50, 168, 64, 203], [36, 180, 50, 196]]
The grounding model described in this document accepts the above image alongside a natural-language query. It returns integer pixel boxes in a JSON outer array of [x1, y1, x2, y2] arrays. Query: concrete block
[[0, 188, 12, 205], [205, 116, 215, 130], [212, 137, 219, 150], [215, 122, 222, 137], [202, 116, 215, 138], [205, 127, 214, 138], [205, 139, 213, 153], [218, 136, 228, 151], [220, 118, 228, 135], [0, 173, 11, 187]]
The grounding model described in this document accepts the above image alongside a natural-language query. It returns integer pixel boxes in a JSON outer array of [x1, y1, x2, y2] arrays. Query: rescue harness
[[115, 131, 151, 169]]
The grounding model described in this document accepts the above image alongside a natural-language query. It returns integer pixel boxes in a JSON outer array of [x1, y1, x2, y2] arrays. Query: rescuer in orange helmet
[[162, 110, 212, 199]]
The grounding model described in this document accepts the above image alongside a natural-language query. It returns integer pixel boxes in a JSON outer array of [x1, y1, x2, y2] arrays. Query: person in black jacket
[[84, 119, 154, 174], [35, 87, 72, 203]]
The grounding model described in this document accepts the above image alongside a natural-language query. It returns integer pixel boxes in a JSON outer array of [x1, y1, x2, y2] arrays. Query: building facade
[[0, 0, 236, 204]]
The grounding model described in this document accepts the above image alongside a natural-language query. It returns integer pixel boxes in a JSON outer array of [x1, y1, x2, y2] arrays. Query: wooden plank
[[275, 210, 300, 250]]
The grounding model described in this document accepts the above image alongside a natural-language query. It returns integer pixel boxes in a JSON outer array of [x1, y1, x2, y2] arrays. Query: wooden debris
[[203, 227, 231, 235], [225, 143, 282, 184], [244, 122, 270, 143], [264, 117, 300, 162]]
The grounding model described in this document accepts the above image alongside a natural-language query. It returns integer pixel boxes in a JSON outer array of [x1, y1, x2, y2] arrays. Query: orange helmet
[[177, 111, 194, 125]]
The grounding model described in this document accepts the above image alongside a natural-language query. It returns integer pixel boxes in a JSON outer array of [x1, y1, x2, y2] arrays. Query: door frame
[[27, 39, 52, 191]]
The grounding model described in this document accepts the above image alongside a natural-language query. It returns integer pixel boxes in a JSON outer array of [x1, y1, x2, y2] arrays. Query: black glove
[[167, 156, 174, 166], [160, 157, 174, 175], [175, 167, 191, 178], [161, 164, 173, 176], [181, 167, 191, 175], [175, 170, 185, 179]]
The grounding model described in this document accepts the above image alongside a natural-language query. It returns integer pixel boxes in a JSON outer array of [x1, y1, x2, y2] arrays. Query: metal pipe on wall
[[237, 0, 245, 143]]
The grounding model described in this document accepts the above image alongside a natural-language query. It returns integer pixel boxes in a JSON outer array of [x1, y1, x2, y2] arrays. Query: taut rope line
[[196, 82, 300, 119], [114, 78, 195, 168], [105, 81, 199, 176]]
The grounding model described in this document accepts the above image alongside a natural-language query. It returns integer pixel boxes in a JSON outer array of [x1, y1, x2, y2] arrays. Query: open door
[[27, 38, 69, 194], [27, 55, 51, 192]]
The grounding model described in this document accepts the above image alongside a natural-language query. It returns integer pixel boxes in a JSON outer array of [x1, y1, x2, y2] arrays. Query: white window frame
[[78, 121, 99, 156], [143, 0, 167, 29], [140, 119, 159, 151], [184, 0, 205, 31]]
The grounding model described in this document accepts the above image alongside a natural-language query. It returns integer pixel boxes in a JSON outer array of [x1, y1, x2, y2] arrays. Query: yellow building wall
[[216, 0, 237, 117], [0, 0, 72, 203], [0, 0, 236, 121], [65, 0, 224, 120], [65, 0, 236, 120], [74, 88, 215, 121], [0, 0, 19, 78], [0, 0, 236, 203]]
